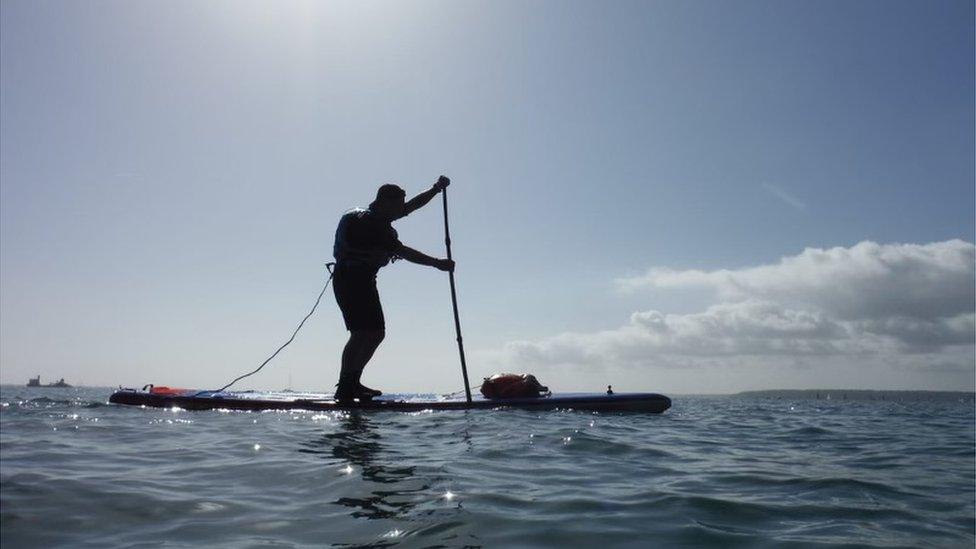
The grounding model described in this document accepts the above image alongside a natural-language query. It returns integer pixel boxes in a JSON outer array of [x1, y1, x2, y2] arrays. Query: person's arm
[[396, 244, 454, 271], [400, 175, 450, 218]]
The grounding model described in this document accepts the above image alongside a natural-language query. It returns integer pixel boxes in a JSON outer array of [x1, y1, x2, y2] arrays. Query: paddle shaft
[[442, 189, 473, 404]]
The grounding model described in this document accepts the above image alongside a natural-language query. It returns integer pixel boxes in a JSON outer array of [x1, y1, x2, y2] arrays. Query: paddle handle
[[442, 188, 473, 404]]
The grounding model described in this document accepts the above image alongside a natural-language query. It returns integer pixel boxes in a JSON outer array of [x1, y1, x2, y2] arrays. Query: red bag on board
[[480, 373, 550, 399]]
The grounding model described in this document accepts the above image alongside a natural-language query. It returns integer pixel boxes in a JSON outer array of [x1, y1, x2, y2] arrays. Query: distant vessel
[[27, 376, 72, 388]]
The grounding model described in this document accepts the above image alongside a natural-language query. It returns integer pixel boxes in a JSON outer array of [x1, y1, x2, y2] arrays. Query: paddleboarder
[[332, 176, 454, 402]]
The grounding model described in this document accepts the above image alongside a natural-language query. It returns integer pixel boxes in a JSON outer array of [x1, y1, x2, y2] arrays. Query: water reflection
[[300, 412, 430, 520]]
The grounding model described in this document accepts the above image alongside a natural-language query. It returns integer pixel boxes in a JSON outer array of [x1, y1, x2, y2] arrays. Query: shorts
[[333, 264, 385, 331]]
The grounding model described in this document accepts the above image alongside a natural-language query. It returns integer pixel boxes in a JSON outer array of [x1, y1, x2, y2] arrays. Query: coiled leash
[[209, 263, 335, 394]]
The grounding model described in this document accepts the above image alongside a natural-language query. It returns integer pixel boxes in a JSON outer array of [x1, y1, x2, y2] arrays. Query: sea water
[[1, 386, 973, 548]]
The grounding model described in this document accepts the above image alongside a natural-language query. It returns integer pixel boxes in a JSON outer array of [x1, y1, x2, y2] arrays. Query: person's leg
[[338, 333, 363, 385], [348, 274, 385, 396], [352, 330, 384, 395], [336, 330, 384, 400], [333, 266, 385, 401]]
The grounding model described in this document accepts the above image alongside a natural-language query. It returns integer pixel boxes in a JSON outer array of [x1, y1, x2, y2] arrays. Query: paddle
[[442, 187, 473, 404]]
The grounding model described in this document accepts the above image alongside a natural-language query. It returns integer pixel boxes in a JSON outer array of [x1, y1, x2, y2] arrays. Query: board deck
[[109, 388, 671, 413]]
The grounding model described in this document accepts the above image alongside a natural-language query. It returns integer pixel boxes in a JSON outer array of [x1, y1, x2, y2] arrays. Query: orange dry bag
[[148, 386, 189, 396], [480, 373, 550, 399]]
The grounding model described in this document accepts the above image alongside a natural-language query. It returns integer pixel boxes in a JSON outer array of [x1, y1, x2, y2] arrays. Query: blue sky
[[2, 0, 973, 393]]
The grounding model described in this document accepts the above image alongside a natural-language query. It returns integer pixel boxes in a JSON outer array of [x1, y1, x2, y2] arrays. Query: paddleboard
[[109, 387, 671, 413]]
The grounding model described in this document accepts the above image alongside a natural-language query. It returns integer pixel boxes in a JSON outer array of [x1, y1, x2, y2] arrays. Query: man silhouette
[[332, 176, 454, 402]]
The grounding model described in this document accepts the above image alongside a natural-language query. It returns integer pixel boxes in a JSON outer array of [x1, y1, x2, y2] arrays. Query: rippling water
[[1, 386, 973, 548]]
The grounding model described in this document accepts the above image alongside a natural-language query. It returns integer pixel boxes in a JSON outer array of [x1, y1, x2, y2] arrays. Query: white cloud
[[495, 240, 975, 384], [616, 240, 974, 321]]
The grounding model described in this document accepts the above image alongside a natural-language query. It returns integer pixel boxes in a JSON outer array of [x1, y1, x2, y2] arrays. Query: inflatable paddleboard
[[109, 387, 671, 413]]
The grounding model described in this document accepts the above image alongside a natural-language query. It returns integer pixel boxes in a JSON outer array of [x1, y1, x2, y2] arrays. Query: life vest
[[480, 373, 550, 399], [333, 208, 399, 270]]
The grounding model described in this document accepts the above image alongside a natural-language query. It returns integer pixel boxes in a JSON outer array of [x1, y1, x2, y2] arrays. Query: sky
[[1, 0, 973, 394]]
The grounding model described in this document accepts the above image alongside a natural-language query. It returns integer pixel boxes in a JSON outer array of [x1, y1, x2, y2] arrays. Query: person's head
[[369, 184, 406, 219]]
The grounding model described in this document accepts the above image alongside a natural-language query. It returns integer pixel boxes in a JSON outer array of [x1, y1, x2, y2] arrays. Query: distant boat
[[27, 376, 72, 388]]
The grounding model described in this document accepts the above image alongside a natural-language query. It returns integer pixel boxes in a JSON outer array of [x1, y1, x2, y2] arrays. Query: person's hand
[[435, 258, 455, 272], [433, 175, 451, 192]]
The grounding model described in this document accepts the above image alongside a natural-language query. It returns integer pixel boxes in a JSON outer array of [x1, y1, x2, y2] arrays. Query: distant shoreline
[[734, 389, 974, 402]]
